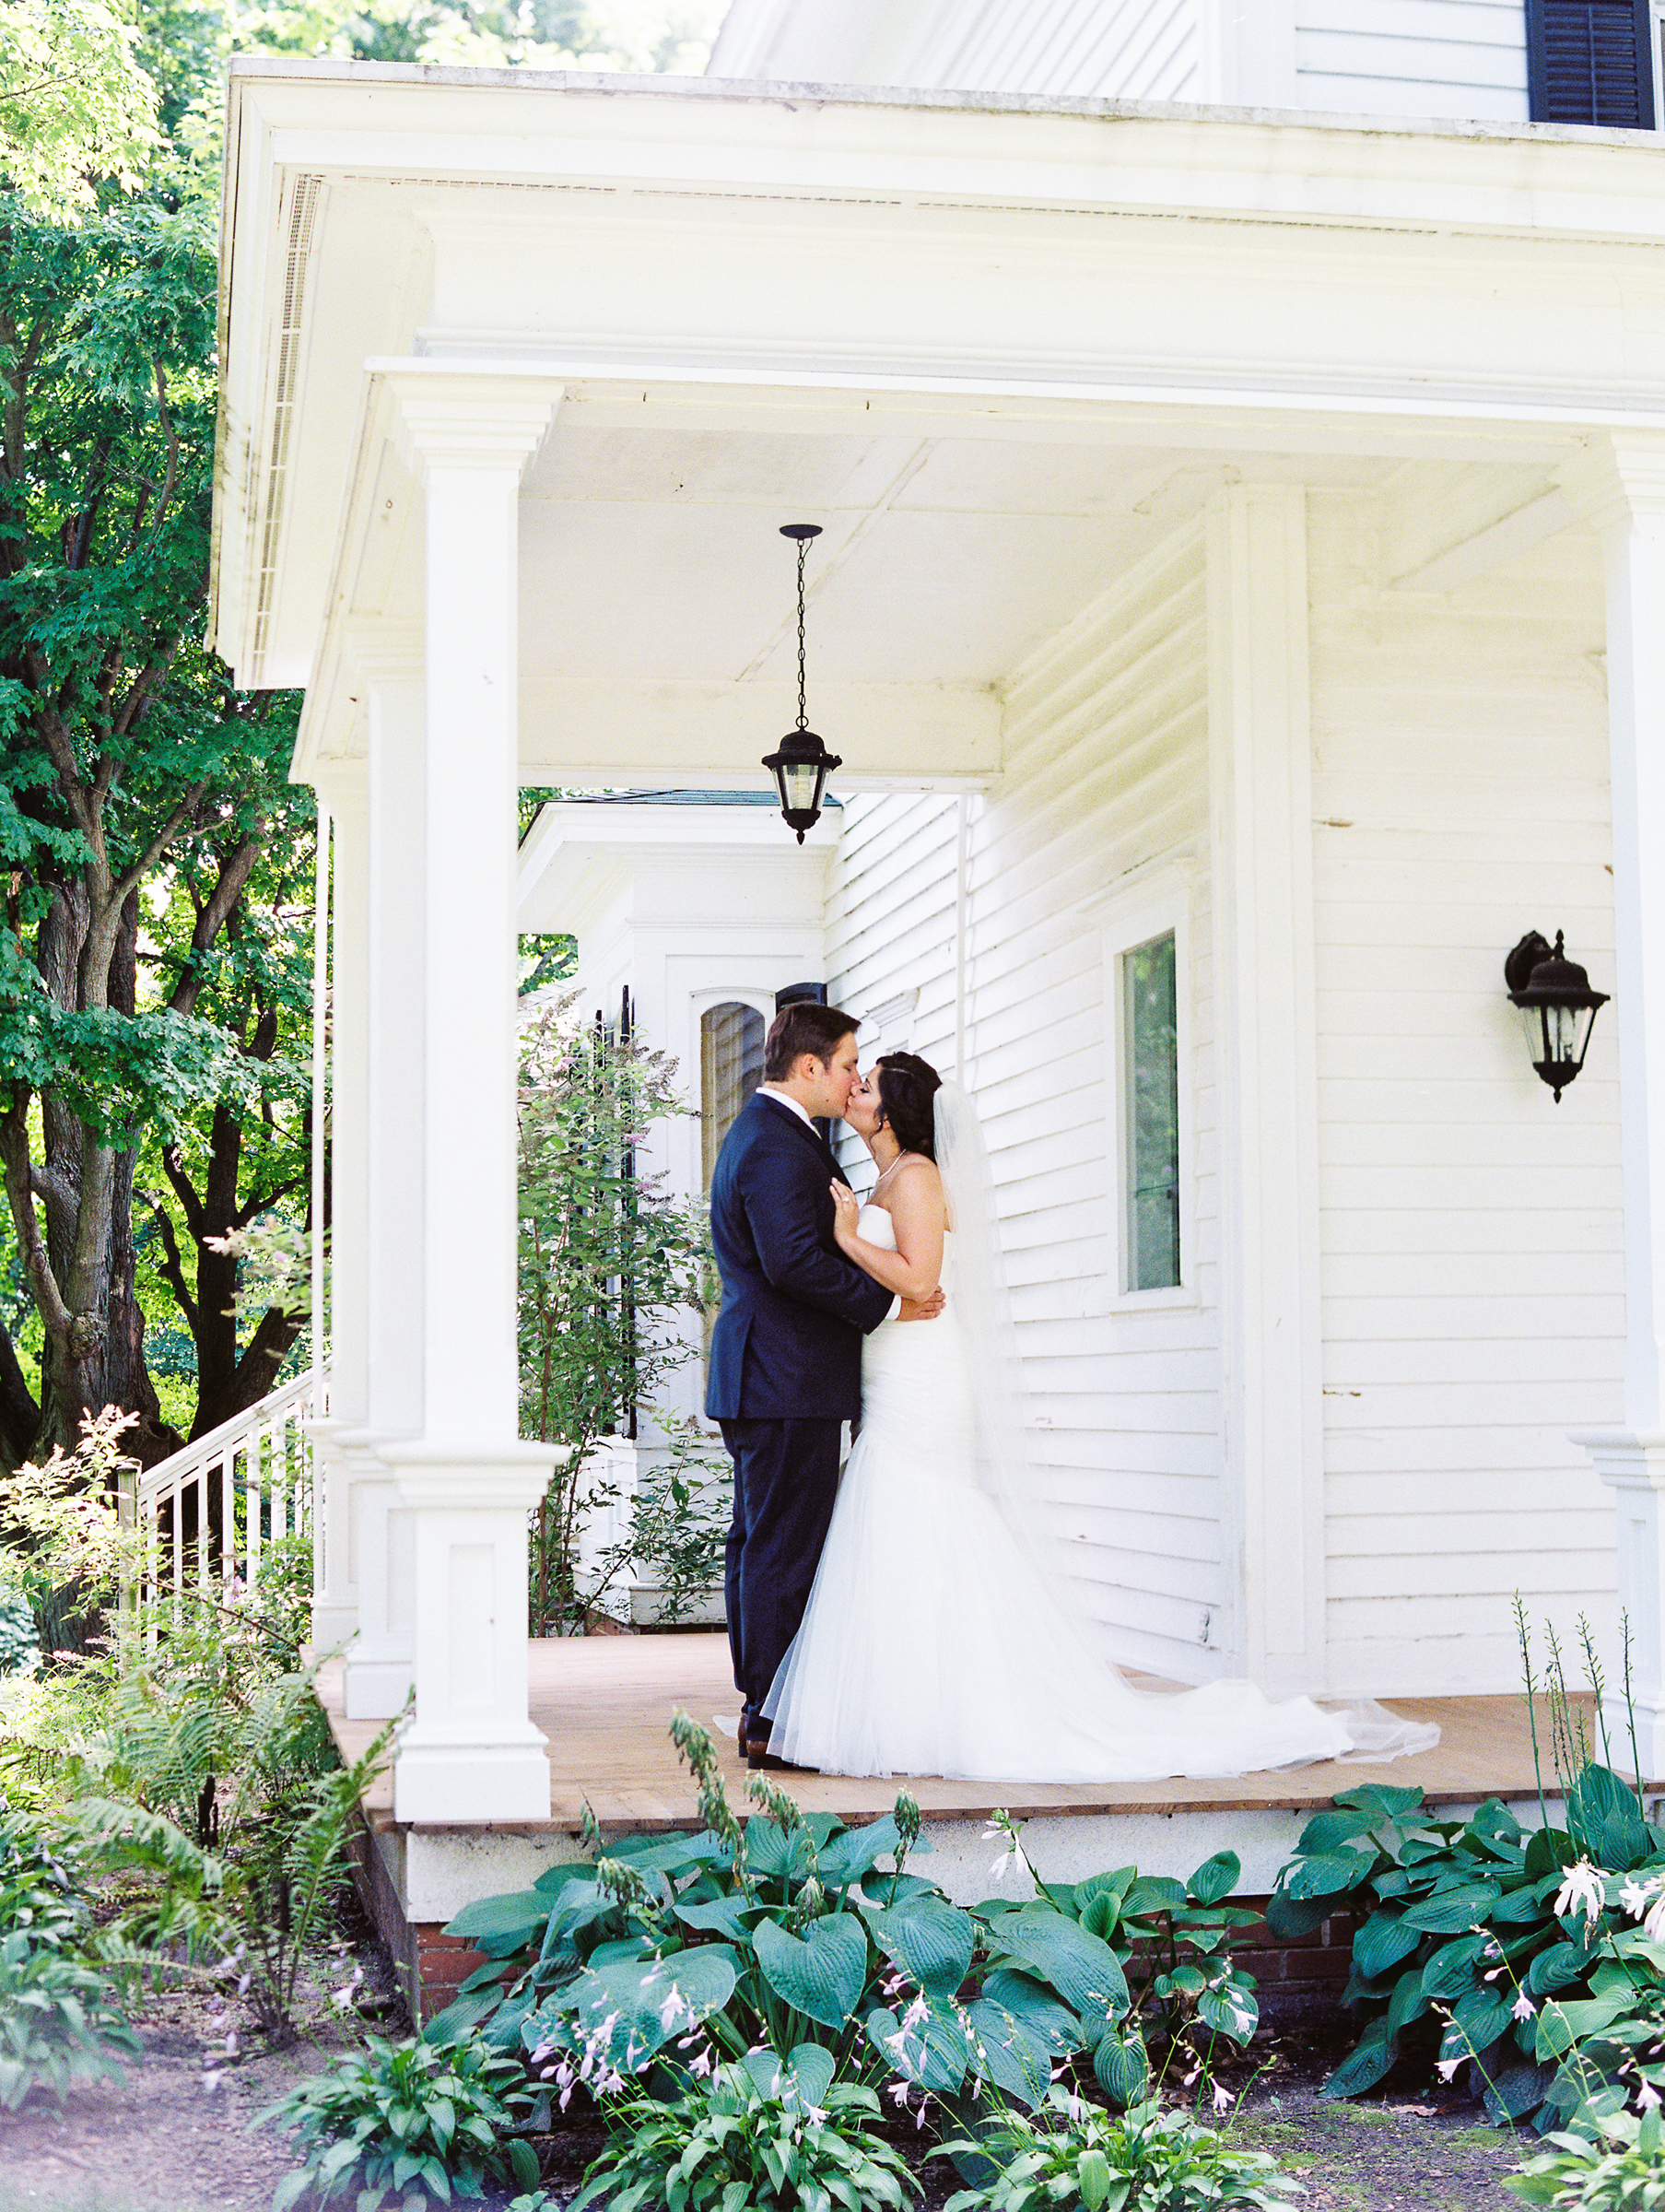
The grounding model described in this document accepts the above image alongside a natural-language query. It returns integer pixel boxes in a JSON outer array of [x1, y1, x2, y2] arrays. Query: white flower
[[1554, 1859, 1609, 1927], [916, 2098, 928, 2131], [889, 2079, 910, 2107], [658, 1985, 688, 2033], [1065, 2089, 1083, 2124], [990, 1853, 1010, 1881], [1512, 1993, 1537, 2022], [1640, 2082, 1663, 2112], [804, 2104, 828, 2126], [1644, 1894, 1665, 1944], [1622, 1877, 1661, 1920], [901, 1993, 930, 2032], [690, 2047, 713, 2078], [1213, 2081, 1233, 2114], [1436, 2057, 1462, 2081]]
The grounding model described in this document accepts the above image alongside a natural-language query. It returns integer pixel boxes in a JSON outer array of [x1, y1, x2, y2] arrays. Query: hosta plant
[[439, 1716, 1260, 2118], [258, 2029, 542, 2208], [569, 2043, 919, 2212], [937, 2087, 1302, 2212]]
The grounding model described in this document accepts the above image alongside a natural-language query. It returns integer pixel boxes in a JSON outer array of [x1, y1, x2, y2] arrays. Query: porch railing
[[119, 1369, 322, 1633]]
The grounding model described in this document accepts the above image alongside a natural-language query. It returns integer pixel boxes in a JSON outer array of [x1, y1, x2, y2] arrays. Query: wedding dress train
[[762, 1206, 1438, 1783]]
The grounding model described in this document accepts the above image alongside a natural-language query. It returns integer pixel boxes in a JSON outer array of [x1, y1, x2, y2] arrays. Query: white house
[[208, 18, 1665, 1831]]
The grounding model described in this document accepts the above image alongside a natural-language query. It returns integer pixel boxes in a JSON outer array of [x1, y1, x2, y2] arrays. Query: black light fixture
[[1505, 930, 1610, 1102], [762, 523, 841, 843]]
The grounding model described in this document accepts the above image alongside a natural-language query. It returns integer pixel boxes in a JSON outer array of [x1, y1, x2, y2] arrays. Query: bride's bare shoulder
[[892, 1154, 946, 1215]]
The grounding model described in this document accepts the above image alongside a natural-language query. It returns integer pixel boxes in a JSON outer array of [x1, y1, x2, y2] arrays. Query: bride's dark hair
[[874, 1053, 942, 1161]]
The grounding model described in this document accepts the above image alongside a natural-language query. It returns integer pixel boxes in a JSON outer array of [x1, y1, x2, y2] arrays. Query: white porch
[[211, 61, 1665, 1826]]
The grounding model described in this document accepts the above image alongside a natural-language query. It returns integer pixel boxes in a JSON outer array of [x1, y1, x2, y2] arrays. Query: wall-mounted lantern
[[762, 523, 841, 843], [1505, 930, 1610, 1102]]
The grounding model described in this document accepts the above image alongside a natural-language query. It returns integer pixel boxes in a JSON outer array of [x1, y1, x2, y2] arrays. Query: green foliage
[[1271, 1615, 1665, 2131], [0, 0, 160, 219], [437, 1718, 1260, 2124], [259, 2029, 542, 2209], [595, 1409, 729, 1629], [1509, 2100, 1665, 2207], [938, 2088, 1301, 2212], [0, 1405, 139, 1656], [518, 999, 712, 1631], [569, 2046, 920, 2212], [0, 1799, 138, 2110]]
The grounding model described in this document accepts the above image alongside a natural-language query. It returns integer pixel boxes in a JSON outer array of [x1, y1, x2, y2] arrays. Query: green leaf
[[1334, 1783, 1425, 1821], [754, 1913, 867, 2030], [965, 1995, 1060, 2110], [509, 2139, 540, 2191], [991, 1908, 1130, 2029], [1092, 2029, 1149, 2109], [673, 1894, 756, 1942], [1187, 1852, 1240, 1907], [815, 1817, 902, 1890], [1527, 1943, 1587, 1997], [870, 1897, 974, 1997], [1321, 2016, 1399, 2100], [1283, 1851, 1375, 1902], [865, 1996, 972, 2095], [1197, 1983, 1258, 2043], [443, 1890, 552, 1955], [1401, 1881, 1502, 1935], [1354, 1908, 1423, 1983], [1077, 2147, 1112, 2211], [745, 1818, 815, 1886]]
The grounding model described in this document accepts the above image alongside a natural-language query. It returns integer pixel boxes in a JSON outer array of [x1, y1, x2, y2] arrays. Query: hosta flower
[[1512, 1993, 1537, 2022], [901, 1992, 930, 2032], [1644, 1894, 1665, 1944], [1436, 2057, 1462, 2081], [1213, 2081, 1233, 2114], [690, 2047, 713, 2078], [1622, 1877, 1661, 1920], [658, 1985, 688, 2032], [1554, 1859, 1608, 1927], [889, 2079, 911, 2107]]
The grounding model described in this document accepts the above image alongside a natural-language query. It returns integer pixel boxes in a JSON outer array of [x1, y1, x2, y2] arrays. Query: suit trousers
[[719, 1416, 842, 1724]]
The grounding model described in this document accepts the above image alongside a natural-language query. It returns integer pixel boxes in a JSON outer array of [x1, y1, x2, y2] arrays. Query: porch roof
[[209, 59, 1665, 793]]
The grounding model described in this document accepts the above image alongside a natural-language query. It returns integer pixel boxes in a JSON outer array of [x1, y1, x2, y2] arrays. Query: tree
[[0, 0, 159, 222], [0, 191, 311, 1469]]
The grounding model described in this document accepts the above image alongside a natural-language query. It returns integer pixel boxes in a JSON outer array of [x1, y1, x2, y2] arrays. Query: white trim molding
[[1206, 483, 1326, 1697]]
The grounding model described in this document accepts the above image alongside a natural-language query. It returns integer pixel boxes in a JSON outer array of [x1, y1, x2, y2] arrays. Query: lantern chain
[[795, 535, 809, 732]]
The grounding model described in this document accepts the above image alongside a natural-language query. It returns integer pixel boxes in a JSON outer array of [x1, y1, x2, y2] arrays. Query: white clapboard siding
[[887, 0, 1201, 102], [826, 523, 1220, 1683], [1308, 488, 1621, 1697], [1296, 0, 1530, 120]]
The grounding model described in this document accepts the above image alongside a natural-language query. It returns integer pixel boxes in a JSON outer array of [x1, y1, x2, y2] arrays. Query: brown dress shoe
[[747, 1741, 820, 1774]]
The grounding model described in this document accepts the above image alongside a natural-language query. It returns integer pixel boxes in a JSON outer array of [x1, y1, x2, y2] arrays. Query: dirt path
[[0, 1968, 1537, 2212]]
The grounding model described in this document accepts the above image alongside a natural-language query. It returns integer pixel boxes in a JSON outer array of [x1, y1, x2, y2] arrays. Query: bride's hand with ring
[[829, 1180, 861, 1249]]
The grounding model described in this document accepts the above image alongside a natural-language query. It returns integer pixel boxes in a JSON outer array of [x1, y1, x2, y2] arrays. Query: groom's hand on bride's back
[[897, 1288, 945, 1323]]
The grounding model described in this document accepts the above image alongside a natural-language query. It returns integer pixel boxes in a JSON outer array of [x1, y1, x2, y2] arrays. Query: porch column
[[377, 372, 566, 1823], [339, 629, 426, 1718], [308, 764, 369, 1649], [1561, 433, 1665, 1776], [1206, 485, 1327, 1696]]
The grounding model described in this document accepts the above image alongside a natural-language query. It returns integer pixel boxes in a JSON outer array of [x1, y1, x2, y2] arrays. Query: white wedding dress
[[762, 1205, 1438, 1783]]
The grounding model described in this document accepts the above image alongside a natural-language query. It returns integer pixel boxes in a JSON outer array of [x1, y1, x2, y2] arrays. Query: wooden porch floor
[[319, 1632, 1615, 1832]]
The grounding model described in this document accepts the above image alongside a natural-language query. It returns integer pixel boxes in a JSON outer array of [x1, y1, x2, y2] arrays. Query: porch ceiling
[[210, 63, 1665, 786]]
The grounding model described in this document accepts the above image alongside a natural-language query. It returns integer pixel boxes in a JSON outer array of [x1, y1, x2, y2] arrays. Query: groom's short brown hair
[[764, 1001, 859, 1081]]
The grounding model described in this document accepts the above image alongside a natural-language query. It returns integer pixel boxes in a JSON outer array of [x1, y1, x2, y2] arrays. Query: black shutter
[[1528, 0, 1657, 127]]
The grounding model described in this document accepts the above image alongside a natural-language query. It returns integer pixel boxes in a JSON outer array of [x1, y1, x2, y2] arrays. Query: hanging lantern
[[762, 523, 841, 843], [1505, 929, 1610, 1102]]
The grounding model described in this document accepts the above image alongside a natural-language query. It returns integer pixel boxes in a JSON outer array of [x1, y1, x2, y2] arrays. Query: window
[[1528, 0, 1656, 126], [701, 1001, 765, 1192], [1124, 933, 1181, 1292], [1081, 854, 1195, 1308]]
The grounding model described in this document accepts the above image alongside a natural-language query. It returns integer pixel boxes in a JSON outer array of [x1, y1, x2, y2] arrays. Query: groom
[[706, 1000, 943, 1770]]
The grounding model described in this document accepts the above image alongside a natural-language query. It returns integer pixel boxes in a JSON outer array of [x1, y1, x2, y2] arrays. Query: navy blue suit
[[705, 1090, 894, 1724]]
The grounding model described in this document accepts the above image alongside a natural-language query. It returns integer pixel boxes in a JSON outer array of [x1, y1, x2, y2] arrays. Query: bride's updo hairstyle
[[874, 1053, 943, 1161]]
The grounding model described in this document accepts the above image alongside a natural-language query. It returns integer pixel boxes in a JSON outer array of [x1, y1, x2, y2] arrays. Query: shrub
[[0, 1803, 138, 2110], [938, 2087, 1300, 2212], [1267, 1611, 1665, 2128], [259, 2029, 543, 2209], [1509, 2100, 1665, 2207], [570, 2043, 919, 2212], [438, 1717, 1260, 2118]]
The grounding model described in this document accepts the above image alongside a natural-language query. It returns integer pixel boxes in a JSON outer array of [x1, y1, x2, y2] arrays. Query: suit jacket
[[705, 1090, 896, 1421]]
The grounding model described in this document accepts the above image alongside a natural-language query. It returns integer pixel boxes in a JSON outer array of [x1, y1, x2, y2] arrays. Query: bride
[[759, 1050, 1438, 1783]]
